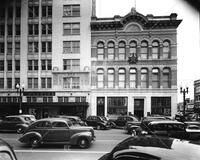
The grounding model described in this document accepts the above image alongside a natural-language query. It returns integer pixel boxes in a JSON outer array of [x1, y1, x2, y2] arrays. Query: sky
[[96, 0, 200, 102]]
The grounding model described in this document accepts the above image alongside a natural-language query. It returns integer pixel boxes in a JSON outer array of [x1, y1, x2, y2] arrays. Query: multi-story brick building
[[0, 0, 92, 119], [90, 7, 182, 119]]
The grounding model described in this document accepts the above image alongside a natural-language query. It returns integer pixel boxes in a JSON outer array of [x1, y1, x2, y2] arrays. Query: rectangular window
[[8, 7, 13, 18], [41, 59, 51, 70], [7, 60, 12, 71], [28, 24, 39, 35], [28, 42, 38, 53], [63, 59, 80, 70], [7, 78, 12, 89], [63, 41, 80, 54], [0, 78, 4, 88], [107, 97, 128, 115], [42, 5, 52, 17], [15, 78, 20, 87], [15, 42, 20, 54], [41, 23, 52, 35], [63, 77, 80, 89], [0, 25, 4, 36], [16, 7, 21, 18], [47, 60, 51, 70], [151, 97, 171, 116], [0, 43, 4, 53], [7, 42, 12, 54], [63, 23, 80, 35], [15, 24, 20, 35], [0, 60, 4, 71], [63, 5, 80, 17], [41, 78, 46, 88], [7, 25, 12, 36], [29, 6, 39, 18], [41, 41, 52, 53], [41, 77, 51, 89], [28, 60, 38, 71], [15, 60, 20, 71], [47, 77, 52, 88]]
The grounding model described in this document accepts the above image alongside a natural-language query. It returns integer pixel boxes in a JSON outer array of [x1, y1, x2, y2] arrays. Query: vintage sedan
[[0, 138, 18, 160], [19, 118, 95, 148], [98, 136, 200, 160], [0, 115, 32, 133]]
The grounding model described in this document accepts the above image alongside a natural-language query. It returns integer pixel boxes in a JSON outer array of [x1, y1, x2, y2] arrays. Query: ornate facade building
[[90, 8, 182, 119]]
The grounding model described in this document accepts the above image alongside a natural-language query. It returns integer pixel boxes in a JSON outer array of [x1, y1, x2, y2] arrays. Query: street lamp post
[[16, 83, 24, 114], [180, 87, 189, 121]]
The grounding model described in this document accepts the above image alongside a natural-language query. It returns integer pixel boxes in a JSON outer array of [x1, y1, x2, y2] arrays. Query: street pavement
[[0, 129, 130, 160]]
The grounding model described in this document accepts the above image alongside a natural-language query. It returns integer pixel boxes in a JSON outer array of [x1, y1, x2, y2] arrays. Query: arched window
[[107, 41, 115, 60], [108, 69, 114, 88], [141, 68, 148, 88], [118, 41, 126, 60], [118, 68, 126, 88], [152, 68, 160, 88], [163, 68, 171, 88], [97, 42, 104, 60], [129, 68, 137, 88], [152, 41, 159, 59], [163, 41, 170, 59], [140, 41, 148, 59], [129, 41, 137, 54], [97, 69, 104, 88]]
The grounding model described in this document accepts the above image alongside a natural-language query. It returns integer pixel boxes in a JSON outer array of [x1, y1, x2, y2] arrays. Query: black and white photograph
[[0, 0, 200, 159]]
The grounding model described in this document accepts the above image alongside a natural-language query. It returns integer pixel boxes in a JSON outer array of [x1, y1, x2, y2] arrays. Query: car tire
[[96, 125, 101, 130], [77, 137, 89, 149], [29, 137, 40, 148], [16, 127, 23, 134]]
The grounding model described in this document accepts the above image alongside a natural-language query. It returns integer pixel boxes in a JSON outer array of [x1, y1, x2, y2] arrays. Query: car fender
[[70, 132, 92, 145], [19, 131, 42, 143], [16, 123, 29, 129]]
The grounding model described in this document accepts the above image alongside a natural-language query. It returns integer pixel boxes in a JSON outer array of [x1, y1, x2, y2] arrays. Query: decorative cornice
[[91, 11, 182, 31]]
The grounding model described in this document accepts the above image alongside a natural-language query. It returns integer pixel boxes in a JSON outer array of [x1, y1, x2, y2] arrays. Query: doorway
[[134, 99, 144, 120], [97, 97, 105, 116]]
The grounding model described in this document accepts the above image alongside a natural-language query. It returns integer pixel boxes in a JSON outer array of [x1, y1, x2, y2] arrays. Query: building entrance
[[134, 99, 144, 120], [97, 97, 105, 116]]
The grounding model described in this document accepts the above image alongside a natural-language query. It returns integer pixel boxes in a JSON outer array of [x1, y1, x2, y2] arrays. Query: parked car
[[19, 118, 95, 148], [20, 114, 36, 123], [0, 138, 18, 160], [113, 115, 140, 128], [98, 135, 200, 160], [0, 115, 33, 133], [140, 120, 200, 140], [140, 115, 169, 130], [57, 115, 87, 126], [84, 115, 111, 130], [100, 116, 116, 128]]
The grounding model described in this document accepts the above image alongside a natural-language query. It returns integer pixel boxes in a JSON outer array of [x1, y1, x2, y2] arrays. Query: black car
[[0, 138, 18, 160], [98, 136, 200, 160], [85, 116, 111, 130], [140, 120, 200, 140], [113, 115, 140, 128], [0, 115, 32, 133]]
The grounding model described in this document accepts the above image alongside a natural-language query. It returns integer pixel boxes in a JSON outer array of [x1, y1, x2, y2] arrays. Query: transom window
[[140, 41, 148, 59], [129, 68, 137, 88], [152, 41, 159, 59], [107, 41, 115, 60], [163, 41, 170, 59], [97, 69, 104, 88], [63, 77, 80, 89], [141, 68, 148, 88], [108, 69, 114, 88], [152, 68, 160, 88], [97, 42, 104, 60], [118, 41, 126, 60], [163, 68, 171, 88], [118, 68, 126, 88]]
